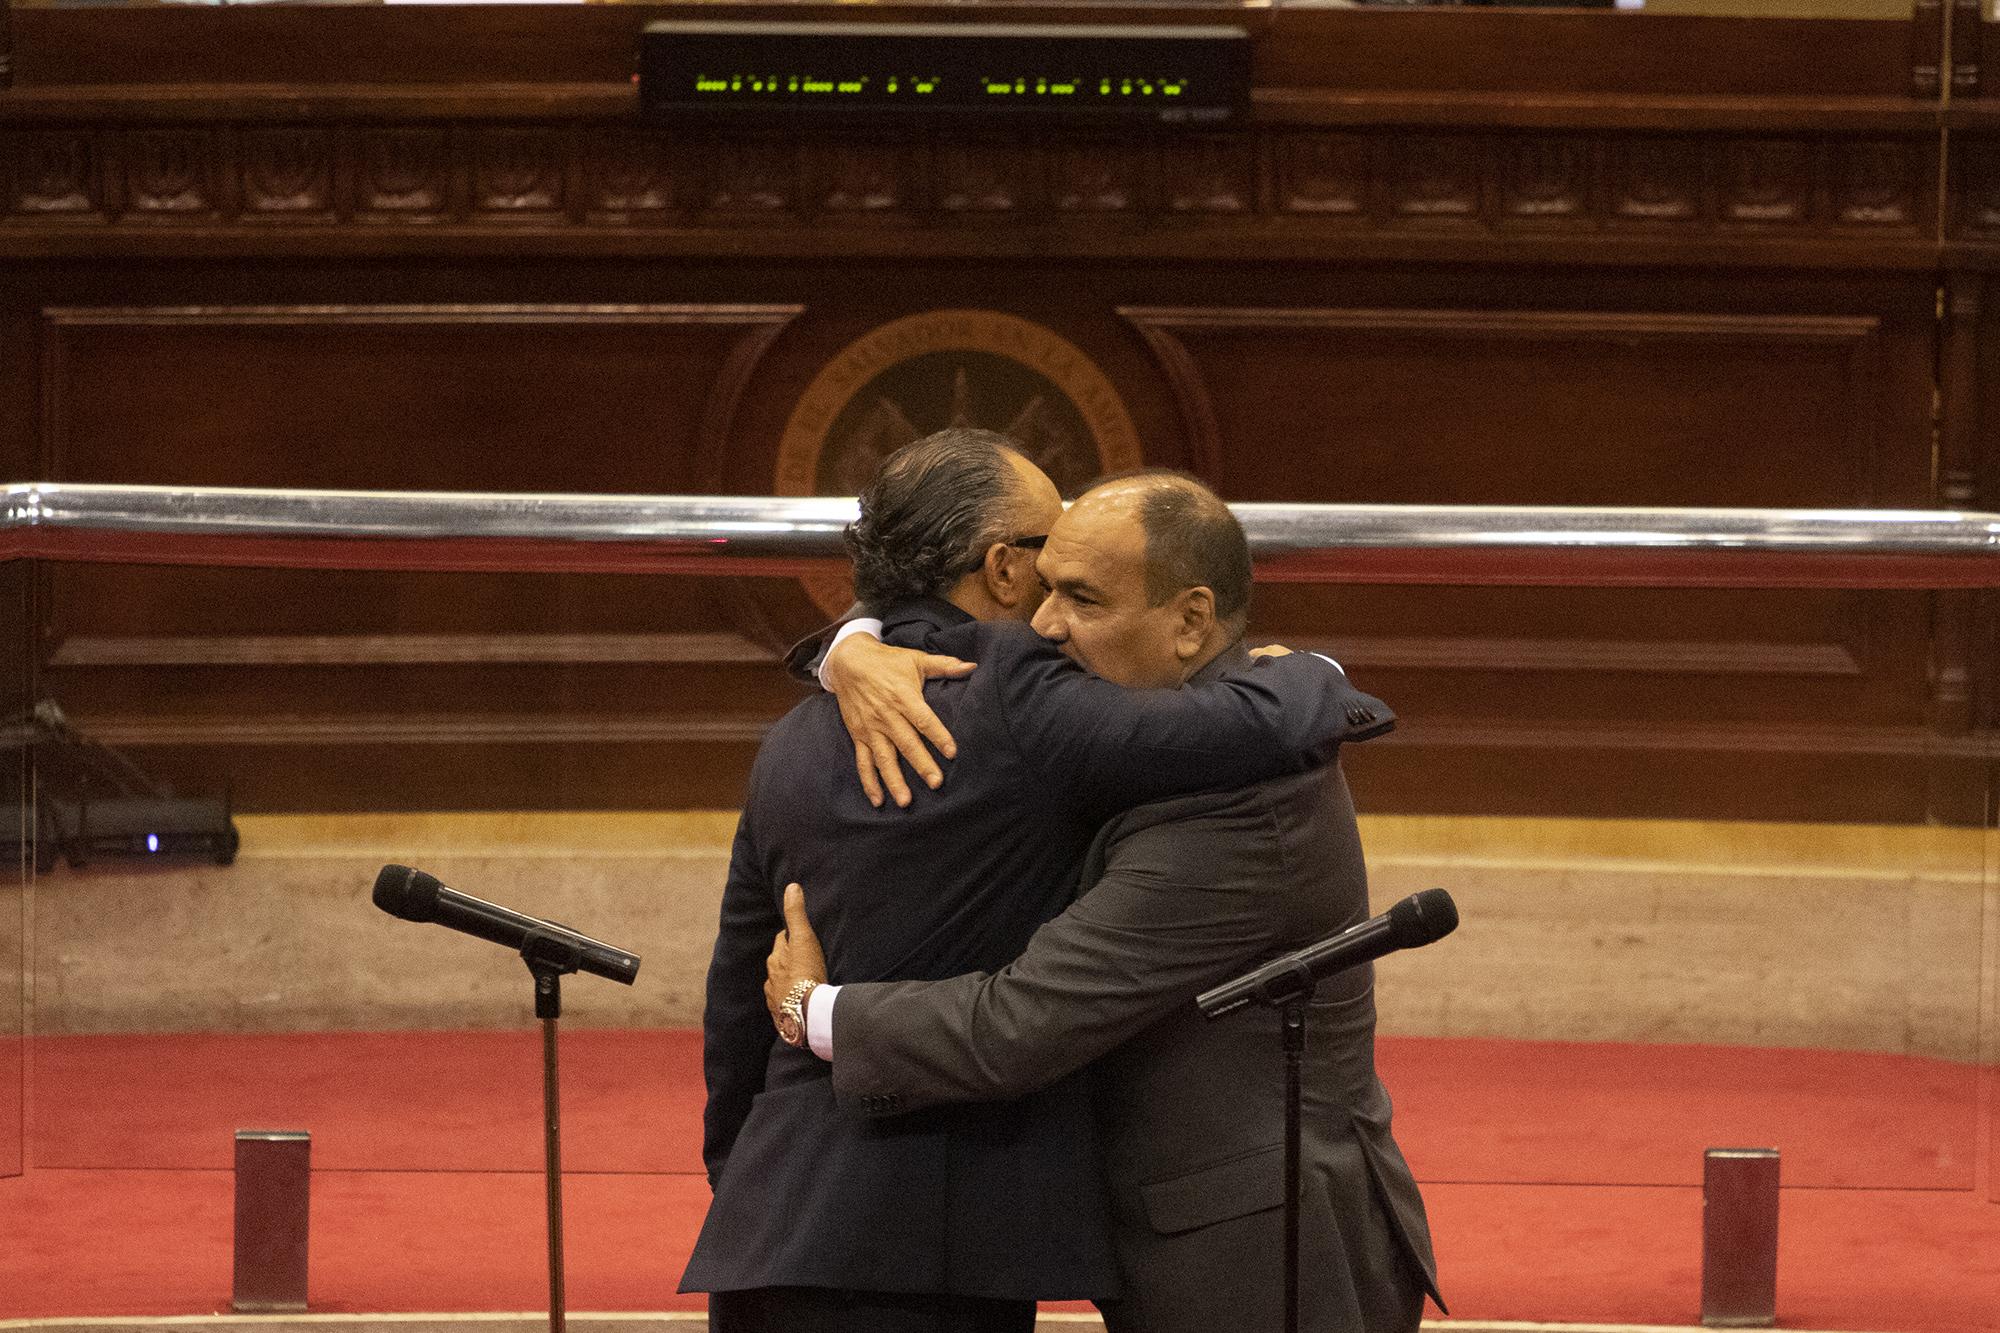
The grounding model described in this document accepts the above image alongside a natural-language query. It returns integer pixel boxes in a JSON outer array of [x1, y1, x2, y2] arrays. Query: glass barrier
[[1, 561, 24, 1180], [1, 0, 1919, 13], [1583, 0, 1909, 13], [3, 501, 1996, 1287]]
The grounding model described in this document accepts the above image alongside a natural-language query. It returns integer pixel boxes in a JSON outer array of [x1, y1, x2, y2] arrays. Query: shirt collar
[[1185, 637, 1252, 687]]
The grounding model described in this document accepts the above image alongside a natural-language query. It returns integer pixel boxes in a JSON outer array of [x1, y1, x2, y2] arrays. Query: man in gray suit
[[768, 472, 1443, 1333]]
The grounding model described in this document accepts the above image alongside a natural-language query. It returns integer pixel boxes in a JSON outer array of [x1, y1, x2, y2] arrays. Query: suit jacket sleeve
[[699, 807, 784, 1186], [830, 803, 1289, 1113], [999, 642, 1388, 822]]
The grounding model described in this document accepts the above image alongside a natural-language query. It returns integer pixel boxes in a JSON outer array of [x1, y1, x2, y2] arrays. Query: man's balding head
[[1108, 471, 1252, 633], [1029, 471, 1251, 688]]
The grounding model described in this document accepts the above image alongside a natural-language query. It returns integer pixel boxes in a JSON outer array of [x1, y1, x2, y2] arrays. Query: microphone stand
[[1213, 955, 1319, 1333], [521, 932, 582, 1333], [1198, 888, 1457, 1333]]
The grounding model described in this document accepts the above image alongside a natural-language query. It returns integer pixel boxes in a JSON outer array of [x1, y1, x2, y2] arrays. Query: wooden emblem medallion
[[776, 310, 1144, 615]]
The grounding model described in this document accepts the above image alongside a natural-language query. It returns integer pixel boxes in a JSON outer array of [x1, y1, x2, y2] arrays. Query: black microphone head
[[373, 864, 443, 923], [1387, 888, 1459, 948]]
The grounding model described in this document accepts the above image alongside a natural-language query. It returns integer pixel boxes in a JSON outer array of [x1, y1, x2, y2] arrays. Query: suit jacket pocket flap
[[1140, 1143, 1283, 1236]]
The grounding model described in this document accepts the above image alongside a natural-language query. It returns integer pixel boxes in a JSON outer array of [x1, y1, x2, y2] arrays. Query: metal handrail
[[8, 481, 2000, 588]]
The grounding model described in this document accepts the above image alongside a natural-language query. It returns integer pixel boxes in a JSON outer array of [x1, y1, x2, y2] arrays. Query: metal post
[[1701, 1147, 1780, 1327], [232, 1130, 310, 1313], [539, 977, 566, 1333], [524, 933, 579, 1333]]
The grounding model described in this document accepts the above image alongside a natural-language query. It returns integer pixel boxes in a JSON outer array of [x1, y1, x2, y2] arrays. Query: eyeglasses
[[1006, 534, 1048, 550]]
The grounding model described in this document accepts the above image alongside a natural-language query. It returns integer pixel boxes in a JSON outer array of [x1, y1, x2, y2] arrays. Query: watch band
[[778, 978, 818, 1049]]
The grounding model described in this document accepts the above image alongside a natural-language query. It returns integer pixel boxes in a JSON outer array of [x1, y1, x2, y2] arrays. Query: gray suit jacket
[[830, 650, 1441, 1333]]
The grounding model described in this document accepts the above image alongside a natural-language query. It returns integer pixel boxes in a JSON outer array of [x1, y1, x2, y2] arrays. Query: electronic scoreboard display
[[638, 22, 1253, 127]]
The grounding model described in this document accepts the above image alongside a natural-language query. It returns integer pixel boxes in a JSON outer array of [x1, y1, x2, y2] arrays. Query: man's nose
[[1031, 601, 1064, 641]]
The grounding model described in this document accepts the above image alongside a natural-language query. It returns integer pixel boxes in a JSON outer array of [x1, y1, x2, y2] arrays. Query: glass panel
[[1619, 0, 1910, 14], [11, 534, 1994, 1333], [1365, 802, 1987, 1191], [28, 562, 760, 1175], [1244, 581, 1988, 1195], [2, 0, 1916, 12], [0, 561, 25, 1180], [23, 555, 1993, 1193], [1989, 775, 2000, 1206]]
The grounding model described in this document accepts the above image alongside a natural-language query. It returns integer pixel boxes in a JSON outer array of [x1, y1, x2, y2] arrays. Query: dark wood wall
[[1, 4, 1991, 823]]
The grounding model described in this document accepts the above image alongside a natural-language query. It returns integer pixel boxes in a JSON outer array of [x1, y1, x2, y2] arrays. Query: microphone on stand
[[1197, 887, 1457, 1019], [1204, 886, 1458, 1333], [369, 864, 640, 1333], [372, 863, 641, 986]]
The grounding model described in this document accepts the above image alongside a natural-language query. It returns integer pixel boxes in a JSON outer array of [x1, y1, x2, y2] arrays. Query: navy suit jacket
[[680, 598, 1391, 1301]]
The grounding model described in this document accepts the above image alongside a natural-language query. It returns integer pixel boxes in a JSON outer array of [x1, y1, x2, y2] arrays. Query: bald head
[[1083, 472, 1252, 630], [1029, 470, 1251, 688]]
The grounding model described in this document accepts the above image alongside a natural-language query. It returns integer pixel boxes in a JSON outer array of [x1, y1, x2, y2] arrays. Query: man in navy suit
[[682, 429, 1387, 1332]]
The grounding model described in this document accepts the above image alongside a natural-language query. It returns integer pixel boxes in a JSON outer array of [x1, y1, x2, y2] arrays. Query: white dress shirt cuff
[[806, 983, 840, 1061], [816, 619, 885, 688]]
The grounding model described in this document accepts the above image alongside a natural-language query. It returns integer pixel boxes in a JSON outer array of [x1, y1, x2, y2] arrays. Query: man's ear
[[981, 542, 1028, 609], [1174, 587, 1217, 660]]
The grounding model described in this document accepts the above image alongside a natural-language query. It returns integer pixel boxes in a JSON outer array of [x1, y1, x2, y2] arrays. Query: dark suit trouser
[[709, 1286, 1035, 1333]]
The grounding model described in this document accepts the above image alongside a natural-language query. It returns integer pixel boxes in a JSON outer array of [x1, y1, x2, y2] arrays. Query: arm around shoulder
[[999, 636, 1391, 817]]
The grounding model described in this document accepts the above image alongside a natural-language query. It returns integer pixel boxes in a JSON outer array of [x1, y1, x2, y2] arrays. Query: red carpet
[[3, 1030, 1996, 1329]]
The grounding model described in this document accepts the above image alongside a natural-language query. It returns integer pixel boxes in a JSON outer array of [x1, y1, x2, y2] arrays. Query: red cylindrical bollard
[[233, 1130, 311, 1313], [1701, 1147, 1779, 1327]]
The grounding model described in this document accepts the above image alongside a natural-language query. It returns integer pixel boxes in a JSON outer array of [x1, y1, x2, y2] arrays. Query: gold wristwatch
[[777, 978, 819, 1049]]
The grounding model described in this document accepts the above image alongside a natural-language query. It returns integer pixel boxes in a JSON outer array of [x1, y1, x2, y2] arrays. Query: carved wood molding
[[1123, 307, 1886, 342], [76, 712, 775, 747], [1120, 306, 1886, 482], [38, 301, 801, 479], [1288, 636, 1862, 679], [1384, 720, 1995, 759], [47, 632, 778, 669], [73, 710, 1988, 762], [43, 630, 1868, 683], [1949, 134, 2000, 243], [0, 124, 1935, 260], [38, 302, 802, 327]]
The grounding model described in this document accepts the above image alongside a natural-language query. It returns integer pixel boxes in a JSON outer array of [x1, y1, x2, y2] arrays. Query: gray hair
[[847, 428, 1027, 608]]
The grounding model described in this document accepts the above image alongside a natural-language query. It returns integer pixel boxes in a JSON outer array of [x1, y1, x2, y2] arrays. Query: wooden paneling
[[1122, 299, 1934, 786], [39, 303, 797, 486], [32, 302, 811, 810], [1123, 305, 1896, 500]]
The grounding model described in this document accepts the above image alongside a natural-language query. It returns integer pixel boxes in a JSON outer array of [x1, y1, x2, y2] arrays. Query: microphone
[[1197, 888, 1457, 1019], [372, 864, 641, 986]]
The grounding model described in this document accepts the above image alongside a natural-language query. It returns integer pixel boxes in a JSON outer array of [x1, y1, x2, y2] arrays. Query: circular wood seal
[[776, 309, 1144, 615]]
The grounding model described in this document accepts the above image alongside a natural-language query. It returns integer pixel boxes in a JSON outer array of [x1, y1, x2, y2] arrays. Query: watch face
[[777, 1012, 803, 1047]]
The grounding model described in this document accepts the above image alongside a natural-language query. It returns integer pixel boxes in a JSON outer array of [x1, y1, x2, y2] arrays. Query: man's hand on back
[[821, 632, 975, 809], [766, 882, 829, 1025], [1247, 644, 1293, 659]]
